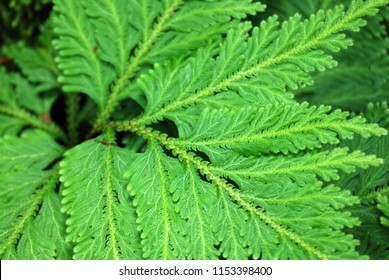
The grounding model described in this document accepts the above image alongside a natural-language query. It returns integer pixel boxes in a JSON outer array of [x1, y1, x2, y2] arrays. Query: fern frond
[[98, 0, 264, 132], [0, 130, 69, 259], [0, 130, 64, 172], [0, 104, 66, 140], [53, 0, 264, 129], [242, 182, 362, 259], [0, 171, 52, 249], [168, 0, 264, 32], [2, 0, 388, 261], [59, 138, 141, 259], [0, 170, 71, 259], [132, 0, 388, 126], [0, 115, 26, 137], [346, 199, 389, 259], [208, 148, 382, 186], [112, 122, 371, 259], [0, 67, 51, 115], [338, 102, 389, 196], [126, 141, 187, 259], [53, 0, 111, 108], [171, 103, 386, 156], [263, 0, 336, 16], [38, 186, 72, 260], [171, 164, 220, 259], [128, 0, 264, 65], [0, 67, 66, 140], [6, 43, 60, 93], [102, 0, 389, 260]]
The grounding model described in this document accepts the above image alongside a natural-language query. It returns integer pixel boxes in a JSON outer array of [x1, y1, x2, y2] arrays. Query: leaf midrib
[[103, 146, 120, 260], [153, 143, 173, 259]]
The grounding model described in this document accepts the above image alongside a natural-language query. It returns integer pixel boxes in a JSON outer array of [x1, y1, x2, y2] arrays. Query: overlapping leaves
[[54, 0, 389, 260], [264, 0, 389, 112], [0, 131, 69, 259], [0, 0, 388, 260]]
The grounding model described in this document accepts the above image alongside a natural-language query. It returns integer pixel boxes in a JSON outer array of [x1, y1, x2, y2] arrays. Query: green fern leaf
[[0, 131, 68, 259], [0, 171, 71, 259], [0, 115, 26, 137], [339, 103, 389, 197], [0, 67, 42, 114], [53, 0, 263, 112], [207, 148, 382, 187], [125, 140, 188, 259], [53, 0, 111, 108], [133, 0, 388, 126], [171, 103, 386, 156], [106, 0, 389, 259], [59, 138, 142, 259], [0, 130, 64, 172], [110, 121, 373, 259], [1, 0, 388, 261], [171, 164, 220, 259]]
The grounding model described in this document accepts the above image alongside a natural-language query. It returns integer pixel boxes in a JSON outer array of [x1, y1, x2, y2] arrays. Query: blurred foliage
[[0, 0, 52, 45], [338, 102, 389, 259]]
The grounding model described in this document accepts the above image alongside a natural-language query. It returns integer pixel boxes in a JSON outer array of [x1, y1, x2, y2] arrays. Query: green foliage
[[0, 131, 69, 259], [59, 137, 141, 259], [336, 102, 389, 259], [0, 0, 388, 260], [263, 0, 389, 112], [0, 18, 63, 139]]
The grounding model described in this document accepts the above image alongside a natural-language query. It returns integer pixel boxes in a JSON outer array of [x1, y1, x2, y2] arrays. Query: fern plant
[[263, 0, 389, 112], [0, 0, 388, 260]]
